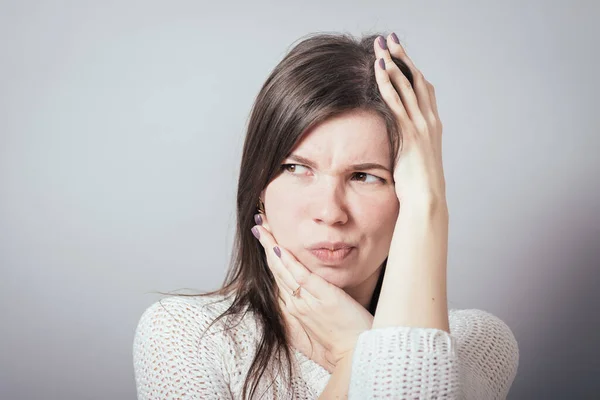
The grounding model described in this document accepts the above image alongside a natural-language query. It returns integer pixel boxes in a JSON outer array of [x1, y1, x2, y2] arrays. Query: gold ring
[[292, 286, 301, 297]]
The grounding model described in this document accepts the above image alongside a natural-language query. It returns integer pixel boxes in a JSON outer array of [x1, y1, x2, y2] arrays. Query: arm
[[317, 349, 355, 400], [318, 201, 449, 399], [348, 309, 519, 399], [373, 199, 450, 332], [345, 201, 519, 398], [133, 297, 234, 400]]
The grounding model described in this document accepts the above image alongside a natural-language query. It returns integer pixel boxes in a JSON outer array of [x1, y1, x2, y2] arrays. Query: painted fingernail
[[254, 214, 263, 225], [251, 226, 260, 239], [378, 58, 386, 70], [377, 36, 387, 50], [273, 246, 281, 258], [391, 32, 399, 44]]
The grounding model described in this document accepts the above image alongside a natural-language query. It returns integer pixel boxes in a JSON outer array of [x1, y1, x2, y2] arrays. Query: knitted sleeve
[[132, 297, 234, 400], [348, 309, 519, 399]]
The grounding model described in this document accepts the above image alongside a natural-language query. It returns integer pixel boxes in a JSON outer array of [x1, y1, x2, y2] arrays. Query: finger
[[273, 245, 335, 304], [265, 245, 294, 307], [252, 214, 291, 296], [255, 214, 301, 308], [271, 246, 327, 333], [255, 212, 270, 232], [427, 82, 440, 124], [255, 214, 332, 306], [386, 33, 434, 118], [253, 224, 301, 297], [373, 57, 410, 134], [253, 214, 292, 303], [373, 35, 423, 124]]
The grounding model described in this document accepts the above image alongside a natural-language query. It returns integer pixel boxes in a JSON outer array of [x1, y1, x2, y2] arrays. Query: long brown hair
[[163, 32, 414, 399]]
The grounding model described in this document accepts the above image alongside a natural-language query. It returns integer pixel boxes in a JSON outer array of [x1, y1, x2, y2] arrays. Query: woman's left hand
[[374, 34, 446, 207], [251, 213, 374, 369]]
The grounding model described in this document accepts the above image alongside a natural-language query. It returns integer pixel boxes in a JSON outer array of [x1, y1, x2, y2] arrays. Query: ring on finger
[[292, 285, 302, 297]]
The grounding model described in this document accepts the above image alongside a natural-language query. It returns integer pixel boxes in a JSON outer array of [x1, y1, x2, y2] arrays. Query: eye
[[352, 172, 385, 184], [281, 164, 386, 184], [281, 163, 310, 175]]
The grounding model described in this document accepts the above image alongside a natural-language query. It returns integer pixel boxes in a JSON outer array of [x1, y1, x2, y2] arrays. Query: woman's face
[[262, 109, 400, 300]]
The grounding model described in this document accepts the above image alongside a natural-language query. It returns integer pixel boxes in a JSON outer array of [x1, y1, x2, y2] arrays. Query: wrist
[[336, 348, 355, 369], [399, 196, 448, 218]]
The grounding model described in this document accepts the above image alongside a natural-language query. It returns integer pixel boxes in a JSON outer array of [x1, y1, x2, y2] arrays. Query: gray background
[[1, 1, 598, 399]]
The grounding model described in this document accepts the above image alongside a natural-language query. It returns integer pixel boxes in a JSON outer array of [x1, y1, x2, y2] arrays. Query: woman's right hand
[[252, 214, 374, 370]]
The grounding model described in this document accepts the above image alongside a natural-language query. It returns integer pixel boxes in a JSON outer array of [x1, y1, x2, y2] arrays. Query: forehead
[[291, 110, 390, 165]]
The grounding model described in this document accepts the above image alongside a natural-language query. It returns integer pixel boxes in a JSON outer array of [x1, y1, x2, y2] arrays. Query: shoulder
[[133, 293, 238, 346], [449, 308, 520, 397], [136, 294, 234, 328], [132, 293, 241, 399]]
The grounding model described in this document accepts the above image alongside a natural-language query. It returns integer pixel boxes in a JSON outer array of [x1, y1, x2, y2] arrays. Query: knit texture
[[133, 294, 519, 399]]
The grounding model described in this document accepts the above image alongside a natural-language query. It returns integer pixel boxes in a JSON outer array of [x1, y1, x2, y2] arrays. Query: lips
[[309, 247, 355, 264], [308, 241, 354, 251]]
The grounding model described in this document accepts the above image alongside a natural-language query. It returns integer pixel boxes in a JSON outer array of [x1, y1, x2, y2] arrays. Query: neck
[[343, 263, 385, 310]]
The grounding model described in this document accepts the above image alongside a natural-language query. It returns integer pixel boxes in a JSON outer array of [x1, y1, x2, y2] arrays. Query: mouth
[[308, 247, 355, 264]]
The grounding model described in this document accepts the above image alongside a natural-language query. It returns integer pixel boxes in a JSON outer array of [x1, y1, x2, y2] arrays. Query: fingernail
[[377, 36, 387, 50], [254, 214, 263, 225], [251, 226, 260, 239], [391, 32, 399, 44], [378, 58, 386, 70], [273, 246, 281, 258]]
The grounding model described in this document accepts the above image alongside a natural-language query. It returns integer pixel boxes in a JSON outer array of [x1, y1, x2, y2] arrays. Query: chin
[[307, 263, 354, 288]]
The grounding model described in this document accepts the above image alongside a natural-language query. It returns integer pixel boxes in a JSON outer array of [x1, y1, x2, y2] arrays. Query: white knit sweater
[[133, 294, 519, 399]]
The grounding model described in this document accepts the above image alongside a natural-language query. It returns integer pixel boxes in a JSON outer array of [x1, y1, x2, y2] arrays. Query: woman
[[133, 32, 519, 399]]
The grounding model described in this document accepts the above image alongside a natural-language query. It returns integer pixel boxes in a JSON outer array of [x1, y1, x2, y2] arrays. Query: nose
[[311, 177, 349, 225]]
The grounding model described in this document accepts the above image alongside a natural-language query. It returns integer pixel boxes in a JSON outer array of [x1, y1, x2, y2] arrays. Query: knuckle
[[285, 302, 295, 314], [391, 90, 403, 107], [426, 111, 438, 124], [380, 84, 399, 104], [399, 125, 416, 139], [413, 70, 425, 82], [294, 302, 308, 316], [296, 271, 310, 285], [414, 117, 429, 132]]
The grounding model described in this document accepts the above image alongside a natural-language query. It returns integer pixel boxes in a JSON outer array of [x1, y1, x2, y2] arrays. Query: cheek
[[359, 195, 399, 243], [264, 181, 304, 241]]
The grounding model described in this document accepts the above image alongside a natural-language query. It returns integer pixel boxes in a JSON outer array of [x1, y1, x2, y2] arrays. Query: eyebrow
[[286, 154, 391, 173]]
